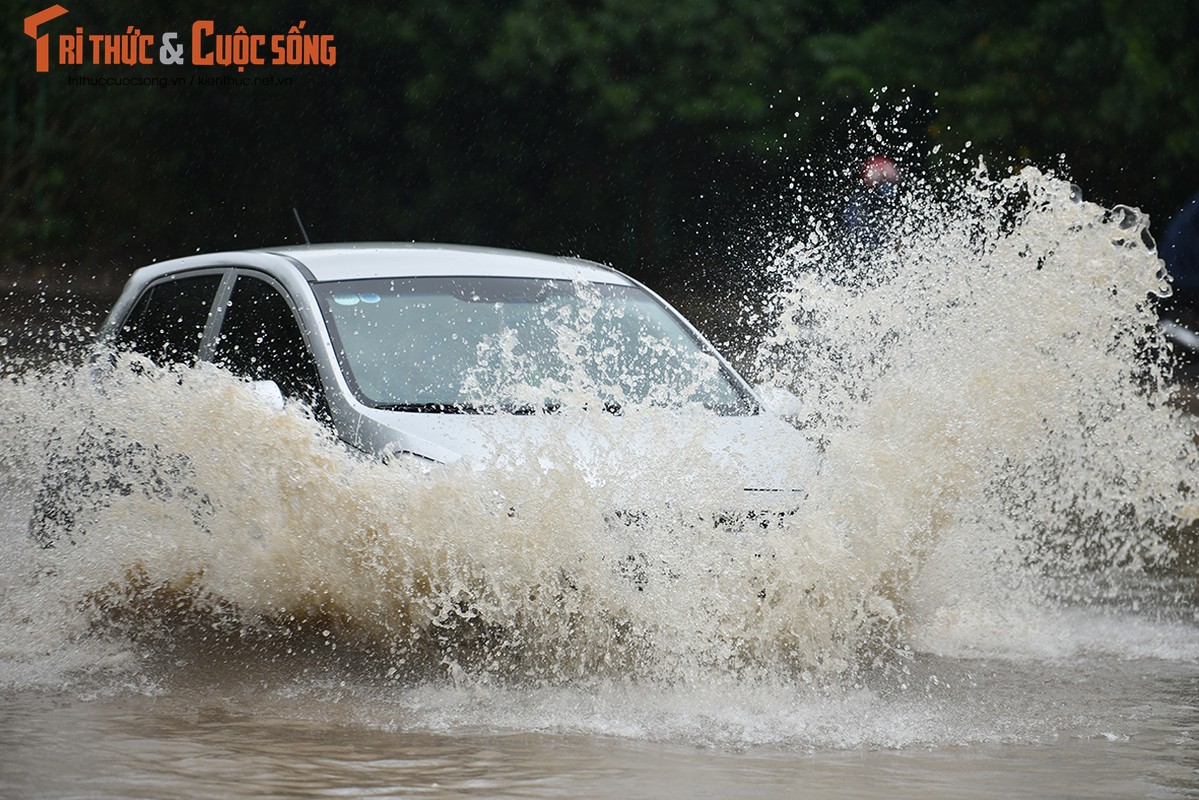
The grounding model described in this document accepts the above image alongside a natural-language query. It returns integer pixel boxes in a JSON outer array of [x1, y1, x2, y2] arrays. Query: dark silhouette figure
[[843, 155, 901, 248], [1161, 191, 1199, 320], [838, 155, 902, 285]]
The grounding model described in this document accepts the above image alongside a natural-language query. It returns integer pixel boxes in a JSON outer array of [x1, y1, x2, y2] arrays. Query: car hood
[[349, 405, 816, 492]]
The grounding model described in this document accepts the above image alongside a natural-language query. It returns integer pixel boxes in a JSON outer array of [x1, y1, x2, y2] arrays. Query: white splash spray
[[0, 154, 1196, 724]]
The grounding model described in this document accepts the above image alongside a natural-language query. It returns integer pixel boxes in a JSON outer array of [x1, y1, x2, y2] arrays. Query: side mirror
[[754, 384, 805, 418], [251, 379, 286, 411]]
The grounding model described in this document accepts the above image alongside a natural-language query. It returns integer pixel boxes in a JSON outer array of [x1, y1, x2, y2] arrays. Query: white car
[[33, 243, 812, 543]]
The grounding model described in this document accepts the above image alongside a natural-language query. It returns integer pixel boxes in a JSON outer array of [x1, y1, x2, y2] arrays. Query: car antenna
[[293, 207, 312, 245]]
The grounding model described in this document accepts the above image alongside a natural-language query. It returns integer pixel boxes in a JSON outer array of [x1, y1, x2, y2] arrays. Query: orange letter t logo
[[24, 5, 69, 73]]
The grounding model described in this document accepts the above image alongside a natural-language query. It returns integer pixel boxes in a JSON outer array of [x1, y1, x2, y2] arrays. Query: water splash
[[756, 158, 1193, 631], [0, 157, 1196, 727]]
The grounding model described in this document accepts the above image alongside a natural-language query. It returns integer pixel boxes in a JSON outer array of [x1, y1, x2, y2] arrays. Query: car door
[[114, 270, 225, 367], [32, 269, 226, 546], [208, 271, 330, 422]]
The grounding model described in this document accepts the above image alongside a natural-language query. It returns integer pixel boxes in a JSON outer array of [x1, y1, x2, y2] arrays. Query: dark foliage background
[[5, 0, 1199, 294]]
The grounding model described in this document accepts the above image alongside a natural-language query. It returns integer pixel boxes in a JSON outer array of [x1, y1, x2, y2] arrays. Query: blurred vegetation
[[3, 0, 1198, 289]]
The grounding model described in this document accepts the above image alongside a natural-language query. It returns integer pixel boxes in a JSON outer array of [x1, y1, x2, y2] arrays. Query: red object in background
[[861, 155, 899, 188]]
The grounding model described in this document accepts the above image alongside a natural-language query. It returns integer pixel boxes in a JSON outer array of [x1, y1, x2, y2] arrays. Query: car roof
[[135, 243, 636, 285], [266, 243, 635, 284]]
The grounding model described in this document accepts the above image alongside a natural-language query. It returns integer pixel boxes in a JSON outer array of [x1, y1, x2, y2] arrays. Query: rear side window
[[117, 274, 221, 365], [212, 274, 327, 416]]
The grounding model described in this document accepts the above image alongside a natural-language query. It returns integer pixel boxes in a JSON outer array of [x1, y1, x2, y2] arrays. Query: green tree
[[809, 0, 1199, 226], [5, 0, 1199, 280]]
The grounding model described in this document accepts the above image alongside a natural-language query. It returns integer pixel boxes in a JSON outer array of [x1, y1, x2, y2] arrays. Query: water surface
[[1, 166, 1197, 798]]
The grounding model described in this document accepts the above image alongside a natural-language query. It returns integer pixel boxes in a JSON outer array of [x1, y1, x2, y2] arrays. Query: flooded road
[[2, 167, 1199, 798], [2, 644, 1198, 798]]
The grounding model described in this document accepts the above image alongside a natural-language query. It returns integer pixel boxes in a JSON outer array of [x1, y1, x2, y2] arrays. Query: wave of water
[[1, 160, 1198, 748]]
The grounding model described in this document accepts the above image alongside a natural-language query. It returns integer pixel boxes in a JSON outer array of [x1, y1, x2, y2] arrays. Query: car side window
[[213, 274, 328, 419], [116, 274, 221, 366]]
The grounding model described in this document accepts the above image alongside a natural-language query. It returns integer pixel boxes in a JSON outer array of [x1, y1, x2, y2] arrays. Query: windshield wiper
[[377, 400, 554, 415], [379, 398, 626, 416], [377, 402, 480, 414], [499, 399, 566, 415]]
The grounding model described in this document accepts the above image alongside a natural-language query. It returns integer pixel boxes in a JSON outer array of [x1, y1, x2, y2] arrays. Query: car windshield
[[315, 276, 754, 414]]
